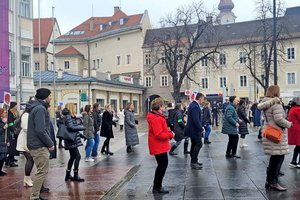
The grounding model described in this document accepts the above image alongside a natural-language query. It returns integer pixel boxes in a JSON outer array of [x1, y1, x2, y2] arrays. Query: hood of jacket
[[258, 97, 281, 111], [81, 111, 88, 117], [26, 99, 47, 113], [62, 108, 70, 116], [147, 111, 164, 123]]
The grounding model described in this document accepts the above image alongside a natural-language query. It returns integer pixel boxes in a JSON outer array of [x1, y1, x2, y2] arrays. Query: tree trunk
[[172, 83, 181, 103]]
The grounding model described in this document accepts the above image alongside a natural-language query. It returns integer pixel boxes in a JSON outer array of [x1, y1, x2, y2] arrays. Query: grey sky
[[33, 0, 299, 34]]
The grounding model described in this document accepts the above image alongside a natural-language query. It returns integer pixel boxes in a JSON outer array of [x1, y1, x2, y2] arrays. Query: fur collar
[[257, 97, 281, 110]]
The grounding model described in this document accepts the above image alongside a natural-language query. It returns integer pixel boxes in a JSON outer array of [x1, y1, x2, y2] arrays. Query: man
[[27, 88, 54, 200], [91, 103, 102, 158], [211, 101, 219, 126], [184, 93, 205, 170], [166, 103, 175, 131]]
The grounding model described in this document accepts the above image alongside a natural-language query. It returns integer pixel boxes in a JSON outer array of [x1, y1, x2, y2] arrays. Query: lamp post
[[273, 0, 278, 85]]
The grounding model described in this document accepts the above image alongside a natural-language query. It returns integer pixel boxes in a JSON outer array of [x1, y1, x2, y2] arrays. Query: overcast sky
[[33, 0, 300, 34]]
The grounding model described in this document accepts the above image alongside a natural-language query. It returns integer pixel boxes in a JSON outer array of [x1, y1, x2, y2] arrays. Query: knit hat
[[293, 96, 300, 106], [35, 88, 51, 100], [10, 102, 17, 108]]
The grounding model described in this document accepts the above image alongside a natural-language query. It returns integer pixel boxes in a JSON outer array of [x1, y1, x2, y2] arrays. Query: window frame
[[286, 72, 296, 85], [64, 61, 70, 70], [145, 76, 153, 87], [287, 47, 296, 60], [21, 46, 31, 77], [144, 53, 151, 65], [126, 54, 131, 65], [160, 75, 168, 87], [239, 51, 247, 64], [219, 53, 226, 65], [200, 77, 209, 89], [219, 76, 227, 88], [116, 55, 121, 66], [239, 75, 248, 87]]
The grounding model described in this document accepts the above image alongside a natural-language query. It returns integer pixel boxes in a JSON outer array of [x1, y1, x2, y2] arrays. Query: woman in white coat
[[117, 109, 125, 131]]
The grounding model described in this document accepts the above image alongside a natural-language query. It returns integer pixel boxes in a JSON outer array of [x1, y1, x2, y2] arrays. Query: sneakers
[[191, 163, 203, 170], [91, 155, 101, 159], [289, 161, 298, 168], [85, 158, 95, 162]]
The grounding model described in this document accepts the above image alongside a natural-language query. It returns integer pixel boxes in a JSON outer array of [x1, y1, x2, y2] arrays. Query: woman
[[63, 103, 86, 182], [6, 102, 19, 167], [0, 108, 8, 176], [203, 101, 212, 144], [100, 104, 116, 155], [124, 103, 139, 153], [117, 109, 125, 131], [147, 97, 174, 194], [169, 103, 185, 155], [288, 96, 300, 168], [237, 99, 250, 148], [82, 105, 95, 162], [222, 96, 240, 159], [258, 85, 292, 191], [56, 106, 64, 148]]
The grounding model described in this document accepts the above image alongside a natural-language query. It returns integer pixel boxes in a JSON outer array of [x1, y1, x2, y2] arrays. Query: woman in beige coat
[[258, 85, 292, 191]]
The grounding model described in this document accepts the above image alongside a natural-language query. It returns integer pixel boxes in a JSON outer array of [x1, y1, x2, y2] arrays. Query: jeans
[[226, 134, 239, 156], [204, 125, 211, 140], [92, 132, 100, 157], [267, 155, 285, 184], [68, 148, 81, 171], [85, 138, 95, 159], [29, 147, 50, 200], [153, 152, 168, 189], [190, 137, 202, 164]]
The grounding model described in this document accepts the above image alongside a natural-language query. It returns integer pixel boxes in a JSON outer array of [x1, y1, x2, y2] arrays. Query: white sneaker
[[242, 143, 248, 147], [92, 155, 101, 159], [85, 158, 95, 162]]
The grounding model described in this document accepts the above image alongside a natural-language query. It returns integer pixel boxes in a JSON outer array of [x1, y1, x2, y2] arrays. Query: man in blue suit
[[185, 93, 205, 170]]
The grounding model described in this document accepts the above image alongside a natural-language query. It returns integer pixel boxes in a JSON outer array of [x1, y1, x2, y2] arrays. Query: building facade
[[8, 0, 35, 103]]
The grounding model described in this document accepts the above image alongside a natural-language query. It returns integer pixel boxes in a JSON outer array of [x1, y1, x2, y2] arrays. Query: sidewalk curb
[[101, 165, 141, 200]]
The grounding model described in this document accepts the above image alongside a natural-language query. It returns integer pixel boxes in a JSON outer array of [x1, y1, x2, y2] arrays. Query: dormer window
[[120, 18, 124, 25], [100, 24, 103, 31], [108, 21, 112, 26]]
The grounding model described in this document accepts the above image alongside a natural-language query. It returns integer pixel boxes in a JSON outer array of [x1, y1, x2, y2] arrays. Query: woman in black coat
[[62, 103, 86, 182], [203, 101, 212, 144], [0, 108, 8, 176], [100, 104, 116, 155], [237, 99, 250, 148]]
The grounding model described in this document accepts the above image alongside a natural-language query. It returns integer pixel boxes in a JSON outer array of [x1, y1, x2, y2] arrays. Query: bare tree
[[143, 2, 220, 103]]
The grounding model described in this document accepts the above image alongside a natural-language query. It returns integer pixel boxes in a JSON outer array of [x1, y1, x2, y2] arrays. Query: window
[[145, 54, 151, 65], [133, 100, 138, 113], [287, 72, 296, 84], [120, 18, 124, 25], [160, 75, 168, 87], [261, 49, 268, 62], [219, 53, 226, 65], [126, 54, 131, 65], [64, 61, 70, 70], [96, 99, 105, 108], [239, 52, 247, 63], [21, 46, 31, 77], [20, 0, 31, 18], [9, 42, 16, 75], [145, 76, 152, 87], [93, 60, 96, 69], [287, 48, 295, 60], [122, 100, 128, 109], [110, 99, 118, 112], [219, 77, 227, 88], [201, 78, 208, 89], [100, 24, 103, 31], [108, 21, 112, 26], [116, 56, 121, 65], [35, 62, 40, 71], [161, 53, 165, 64], [240, 75, 247, 87], [95, 43, 98, 48], [97, 59, 100, 69], [201, 58, 208, 67]]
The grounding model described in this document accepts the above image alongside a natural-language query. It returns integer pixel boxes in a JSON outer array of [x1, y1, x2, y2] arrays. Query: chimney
[[114, 6, 120, 14], [89, 18, 94, 31], [83, 68, 88, 78], [57, 69, 63, 79], [91, 68, 97, 77], [206, 16, 213, 23], [107, 71, 111, 80]]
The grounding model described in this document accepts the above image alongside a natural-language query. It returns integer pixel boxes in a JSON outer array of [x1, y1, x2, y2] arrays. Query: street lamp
[[273, 0, 278, 85]]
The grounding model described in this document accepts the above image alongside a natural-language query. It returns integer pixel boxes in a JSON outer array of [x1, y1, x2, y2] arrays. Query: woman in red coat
[[288, 96, 300, 168], [147, 97, 174, 194]]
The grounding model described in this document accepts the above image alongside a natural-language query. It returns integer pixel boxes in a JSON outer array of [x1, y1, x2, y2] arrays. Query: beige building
[[8, 0, 35, 103]]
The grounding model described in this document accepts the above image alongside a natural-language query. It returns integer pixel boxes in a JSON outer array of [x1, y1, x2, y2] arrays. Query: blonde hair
[[104, 104, 111, 112], [65, 103, 76, 117], [151, 97, 164, 111], [265, 85, 280, 98], [126, 102, 133, 110]]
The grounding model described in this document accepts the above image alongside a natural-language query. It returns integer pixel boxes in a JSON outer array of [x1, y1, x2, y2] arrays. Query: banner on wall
[[0, 0, 10, 102]]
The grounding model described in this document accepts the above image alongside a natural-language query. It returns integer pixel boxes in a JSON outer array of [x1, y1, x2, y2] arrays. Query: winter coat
[[222, 103, 238, 135], [16, 112, 29, 152], [258, 97, 292, 155], [7, 109, 19, 156], [62, 108, 85, 150], [184, 101, 203, 141], [237, 105, 250, 135], [49, 121, 57, 159], [173, 109, 185, 142], [202, 107, 212, 126], [82, 112, 94, 139], [288, 106, 300, 146], [147, 111, 174, 155], [124, 110, 139, 146], [253, 108, 261, 127], [55, 110, 64, 128], [166, 108, 176, 128], [117, 110, 125, 126], [27, 99, 54, 150], [100, 111, 116, 138], [92, 111, 102, 132], [0, 120, 7, 156]]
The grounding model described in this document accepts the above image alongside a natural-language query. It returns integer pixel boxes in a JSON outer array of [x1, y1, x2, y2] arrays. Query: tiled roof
[[33, 71, 144, 89], [33, 18, 59, 48], [56, 46, 83, 57], [56, 10, 143, 42]]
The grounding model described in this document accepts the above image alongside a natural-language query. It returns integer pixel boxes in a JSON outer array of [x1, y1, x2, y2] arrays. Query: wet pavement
[[0, 119, 300, 200]]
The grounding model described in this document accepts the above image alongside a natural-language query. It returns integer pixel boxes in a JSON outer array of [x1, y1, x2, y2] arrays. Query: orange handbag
[[263, 125, 283, 143]]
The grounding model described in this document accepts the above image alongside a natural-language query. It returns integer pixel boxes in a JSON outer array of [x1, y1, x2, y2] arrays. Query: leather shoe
[[268, 183, 287, 191], [40, 186, 50, 193], [152, 187, 169, 194], [225, 154, 233, 158], [232, 155, 241, 159], [278, 171, 284, 176], [191, 163, 203, 170]]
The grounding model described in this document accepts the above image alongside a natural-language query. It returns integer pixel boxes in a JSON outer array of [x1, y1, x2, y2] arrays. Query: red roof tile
[[33, 18, 59, 48], [57, 10, 143, 40], [56, 46, 83, 57]]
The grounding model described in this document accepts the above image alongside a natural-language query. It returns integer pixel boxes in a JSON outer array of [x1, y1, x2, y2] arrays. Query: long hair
[[65, 103, 76, 117], [104, 104, 111, 112], [126, 102, 133, 110], [265, 85, 280, 98]]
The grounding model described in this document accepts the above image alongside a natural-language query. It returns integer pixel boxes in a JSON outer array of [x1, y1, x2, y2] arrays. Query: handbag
[[56, 124, 76, 142], [262, 112, 283, 143]]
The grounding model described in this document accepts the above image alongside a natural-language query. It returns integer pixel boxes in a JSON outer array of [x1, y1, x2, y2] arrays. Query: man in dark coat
[[211, 101, 218, 126], [91, 103, 102, 158], [184, 93, 205, 170]]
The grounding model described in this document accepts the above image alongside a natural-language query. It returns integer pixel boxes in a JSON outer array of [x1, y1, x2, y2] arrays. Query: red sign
[[185, 90, 191, 96], [3, 91, 10, 105], [119, 75, 133, 84]]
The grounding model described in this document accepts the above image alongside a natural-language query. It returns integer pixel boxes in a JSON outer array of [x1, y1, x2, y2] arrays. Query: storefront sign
[[119, 75, 133, 84]]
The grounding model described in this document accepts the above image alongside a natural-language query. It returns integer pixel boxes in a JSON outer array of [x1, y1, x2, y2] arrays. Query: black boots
[[72, 170, 84, 182], [169, 145, 177, 155], [65, 170, 73, 181], [127, 146, 133, 153], [184, 140, 190, 154]]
